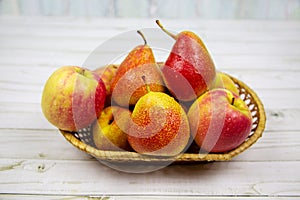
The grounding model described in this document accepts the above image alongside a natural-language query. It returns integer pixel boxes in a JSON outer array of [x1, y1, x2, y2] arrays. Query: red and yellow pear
[[110, 31, 164, 106], [212, 71, 239, 95], [93, 64, 118, 97], [92, 106, 131, 151], [93, 64, 118, 106], [156, 20, 216, 101], [127, 76, 190, 156]]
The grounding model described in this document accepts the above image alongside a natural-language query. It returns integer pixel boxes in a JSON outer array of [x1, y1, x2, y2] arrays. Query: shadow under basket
[[59, 73, 266, 165]]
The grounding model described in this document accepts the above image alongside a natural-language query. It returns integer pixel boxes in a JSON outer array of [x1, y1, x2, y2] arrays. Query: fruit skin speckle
[[161, 30, 216, 102], [127, 92, 190, 156], [110, 42, 164, 106]]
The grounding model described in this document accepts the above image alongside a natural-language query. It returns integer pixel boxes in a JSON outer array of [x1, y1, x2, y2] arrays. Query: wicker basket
[[59, 72, 266, 164]]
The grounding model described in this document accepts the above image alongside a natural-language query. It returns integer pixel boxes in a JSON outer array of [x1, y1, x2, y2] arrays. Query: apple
[[212, 71, 239, 95], [93, 64, 118, 106], [92, 106, 132, 151], [41, 66, 106, 131], [187, 89, 252, 153]]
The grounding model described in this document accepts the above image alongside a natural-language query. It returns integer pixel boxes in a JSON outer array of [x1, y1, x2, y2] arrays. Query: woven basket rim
[[59, 71, 266, 163]]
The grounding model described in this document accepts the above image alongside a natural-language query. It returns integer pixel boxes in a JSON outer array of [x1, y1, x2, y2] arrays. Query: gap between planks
[[0, 158, 299, 196]]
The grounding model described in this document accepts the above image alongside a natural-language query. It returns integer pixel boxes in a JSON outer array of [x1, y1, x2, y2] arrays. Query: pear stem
[[137, 30, 147, 45], [155, 20, 177, 40], [142, 75, 151, 93], [231, 97, 235, 105], [76, 68, 85, 76]]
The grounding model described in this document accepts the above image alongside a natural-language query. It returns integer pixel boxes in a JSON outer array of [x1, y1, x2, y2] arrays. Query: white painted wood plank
[[232, 131, 300, 162], [1, 24, 299, 45], [0, 195, 87, 200], [0, 32, 299, 57], [0, 50, 88, 68], [0, 159, 299, 196], [215, 54, 300, 70], [0, 129, 91, 160], [264, 108, 300, 131], [1, 17, 299, 31], [219, 70, 300, 90], [2, 50, 300, 72], [0, 110, 56, 130], [1, 22, 299, 45], [0, 195, 298, 200], [0, 19, 297, 41], [251, 89, 300, 109], [0, 128, 298, 162]]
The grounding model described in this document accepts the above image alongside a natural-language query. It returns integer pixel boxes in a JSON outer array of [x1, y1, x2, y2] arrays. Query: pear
[[92, 106, 132, 151], [110, 31, 164, 107], [93, 64, 118, 107], [127, 76, 190, 156], [212, 71, 239, 95], [93, 64, 118, 97], [156, 20, 216, 101]]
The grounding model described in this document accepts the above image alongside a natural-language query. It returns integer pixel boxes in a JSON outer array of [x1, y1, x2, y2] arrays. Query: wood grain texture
[[0, 195, 298, 200], [0, 158, 299, 196], [0, 17, 299, 198]]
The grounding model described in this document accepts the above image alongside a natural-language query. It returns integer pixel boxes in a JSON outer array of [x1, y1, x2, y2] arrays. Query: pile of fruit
[[41, 21, 253, 157]]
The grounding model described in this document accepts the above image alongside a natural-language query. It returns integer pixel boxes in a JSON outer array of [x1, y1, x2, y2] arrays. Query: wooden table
[[0, 17, 299, 199]]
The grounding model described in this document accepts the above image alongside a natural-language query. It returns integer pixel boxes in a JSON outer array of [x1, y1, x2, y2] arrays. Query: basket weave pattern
[[60, 73, 266, 164]]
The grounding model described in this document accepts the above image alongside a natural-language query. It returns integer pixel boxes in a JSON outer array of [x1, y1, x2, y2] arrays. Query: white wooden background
[[0, 17, 300, 199]]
